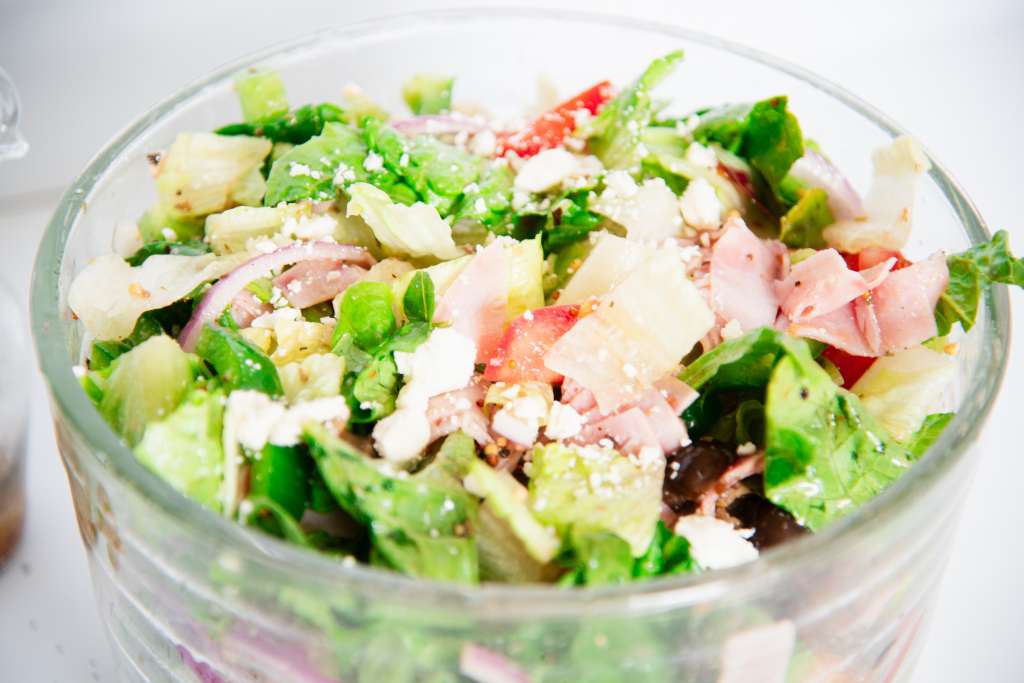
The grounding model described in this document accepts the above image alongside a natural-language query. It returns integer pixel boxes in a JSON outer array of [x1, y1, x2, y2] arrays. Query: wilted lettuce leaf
[[935, 229, 1024, 335]]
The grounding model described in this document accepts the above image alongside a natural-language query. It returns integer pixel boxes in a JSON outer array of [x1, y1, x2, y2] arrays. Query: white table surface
[[1, 1, 1022, 681]]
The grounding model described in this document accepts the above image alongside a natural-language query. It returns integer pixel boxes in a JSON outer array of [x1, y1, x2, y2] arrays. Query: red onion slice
[[788, 150, 865, 221], [179, 241, 375, 351], [391, 114, 485, 137], [460, 644, 531, 683]]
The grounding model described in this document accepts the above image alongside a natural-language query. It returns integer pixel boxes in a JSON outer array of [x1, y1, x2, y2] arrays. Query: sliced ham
[[789, 303, 876, 357], [435, 240, 510, 363], [872, 252, 949, 353], [570, 376, 693, 455], [272, 260, 366, 309], [426, 382, 491, 445], [776, 248, 895, 323], [711, 216, 783, 331], [230, 291, 272, 328], [790, 251, 948, 356]]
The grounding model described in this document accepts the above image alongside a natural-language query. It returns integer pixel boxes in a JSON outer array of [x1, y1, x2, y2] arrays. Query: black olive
[[663, 441, 736, 512], [726, 494, 807, 549]]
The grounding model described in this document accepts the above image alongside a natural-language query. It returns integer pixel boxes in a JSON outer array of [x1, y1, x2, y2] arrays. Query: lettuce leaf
[[217, 103, 346, 145], [304, 425, 478, 583], [587, 51, 684, 170], [739, 96, 804, 202], [935, 230, 1024, 335], [233, 69, 289, 123], [763, 338, 913, 531], [904, 412, 953, 459], [559, 521, 695, 586], [779, 187, 833, 249], [345, 182, 462, 260], [263, 122, 368, 205], [401, 73, 454, 115]]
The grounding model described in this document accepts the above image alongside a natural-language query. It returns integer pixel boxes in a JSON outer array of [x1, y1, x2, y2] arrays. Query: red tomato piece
[[821, 346, 876, 389], [494, 81, 613, 158], [484, 305, 580, 384]]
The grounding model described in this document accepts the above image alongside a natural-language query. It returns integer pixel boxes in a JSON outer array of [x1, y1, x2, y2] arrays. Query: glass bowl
[[30, 9, 1009, 683]]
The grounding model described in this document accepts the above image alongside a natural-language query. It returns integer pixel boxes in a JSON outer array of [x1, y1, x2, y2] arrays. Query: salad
[[68, 52, 1023, 588]]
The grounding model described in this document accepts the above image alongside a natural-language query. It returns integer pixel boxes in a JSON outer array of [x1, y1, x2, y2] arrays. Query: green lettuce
[[560, 521, 696, 586], [401, 73, 454, 115], [935, 230, 1024, 335], [195, 324, 283, 396], [135, 387, 225, 511], [739, 96, 805, 202], [263, 122, 369, 205], [233, 68, 289, 123], [763, 337, 913, 531], [904, 412, 954, 459], [304, 426, 479, 583], [587, 51, 684, 170], [345, 182, 462, 260], [779, 187, 833, 248], [217, 103, 347, 145]]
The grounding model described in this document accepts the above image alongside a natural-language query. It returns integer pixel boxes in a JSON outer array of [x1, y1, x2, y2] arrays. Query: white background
[[1, 1, 1022, 681]]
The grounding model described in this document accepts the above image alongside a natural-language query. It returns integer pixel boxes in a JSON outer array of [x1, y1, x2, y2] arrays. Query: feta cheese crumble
[[674, 515, 759, 570], [373, 328, 477, 463], [545, 402, 584, 440], [679, 177, 723, 231], [513, 148, 580, 193]]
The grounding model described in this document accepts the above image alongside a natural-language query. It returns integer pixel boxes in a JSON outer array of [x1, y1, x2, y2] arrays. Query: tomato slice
[[483, 305, 580, 384], [494, 81, 613, 158], [821, 346, 876, 389], [841, 248, 913, 272]]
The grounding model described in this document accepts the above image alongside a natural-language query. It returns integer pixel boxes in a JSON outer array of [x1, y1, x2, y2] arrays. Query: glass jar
[[29, 10, 1010, 682]]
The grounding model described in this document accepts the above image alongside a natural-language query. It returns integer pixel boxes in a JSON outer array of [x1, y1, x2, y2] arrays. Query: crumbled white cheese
[[332, 163, 357, 186], [470, 129, 497, 156], [363, 151, 384, 173], [513, 148, 580, 193], [545, 401, 584, 440], [674, 515, 759, 570], [721, 318, 744, 340], [679, 177, 723, 231], [592, 173, 682, 241], [281, 213, 337, 241], [251, 306, 301, 330], [602, 170, 639, 198], [736, 441, 757, 456], [225, 390, 349, 451], [491, 391, 551, 447], [374, 328, 477, 462], [685, 141, 718, 170]]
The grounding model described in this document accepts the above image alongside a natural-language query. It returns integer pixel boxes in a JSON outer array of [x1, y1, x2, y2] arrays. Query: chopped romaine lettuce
[[904, 412, 954, 459], [233, 68, 289, 123], [89, 312, 165, 371], [335, 281, 398, 351], [529, 443, 663, 556], [401, 73, 454, 115], [454, 162, 515, 230], [204, 206, 284, 254], [739, 96, 804, 202], [99, 335, 198, 446], [137, 204, 205, 243], [157, 133, 271, 218], [345, 183, 462, 260], [134, 387, 224, 510], [690, 103, 752, 153], [263, 122, 368, 206], [304, 425, 479, 583], [779, 187, 833, 249], [763, 337, 913, 531], [935, 230, 1024, 335], [561, 520, 696, 586], [850, 346, 955, 442], [586, 51, 684, 170], [505, 236, 545, 319], [465, 460, 560, 564], [126, 238, 210, 266]]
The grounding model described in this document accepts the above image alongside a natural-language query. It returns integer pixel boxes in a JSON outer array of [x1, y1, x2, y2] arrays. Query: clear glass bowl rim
[[29, 7, 1010, 615]]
